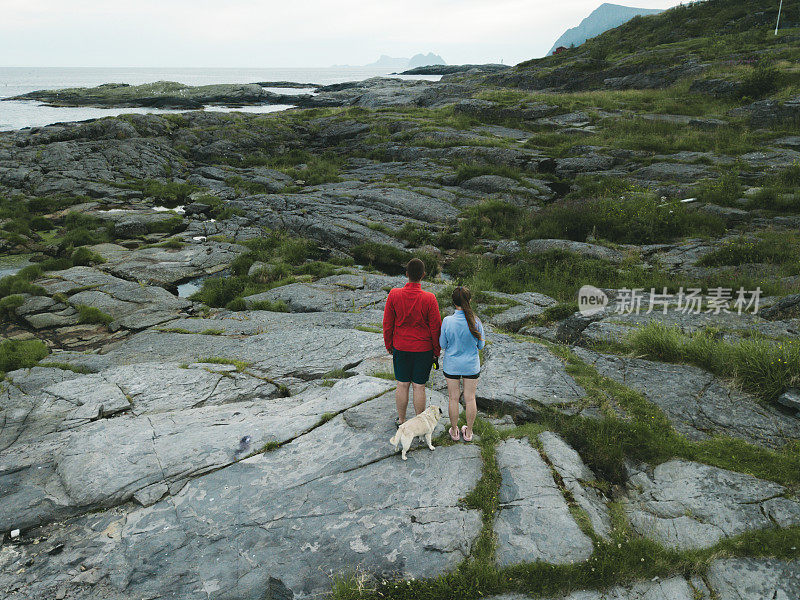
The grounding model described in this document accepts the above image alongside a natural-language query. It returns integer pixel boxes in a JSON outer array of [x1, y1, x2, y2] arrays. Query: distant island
[[548, 2, 663, 55], [335, 52, 446, 70]]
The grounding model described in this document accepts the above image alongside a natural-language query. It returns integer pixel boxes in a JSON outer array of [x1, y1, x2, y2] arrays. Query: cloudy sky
[[2, 0, 686, 68]]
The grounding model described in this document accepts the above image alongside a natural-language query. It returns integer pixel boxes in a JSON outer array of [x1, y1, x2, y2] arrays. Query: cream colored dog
[[390, 405, 443, 461]]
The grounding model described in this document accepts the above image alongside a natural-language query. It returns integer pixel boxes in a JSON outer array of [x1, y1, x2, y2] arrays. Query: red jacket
[[383, 282, 442, 356]]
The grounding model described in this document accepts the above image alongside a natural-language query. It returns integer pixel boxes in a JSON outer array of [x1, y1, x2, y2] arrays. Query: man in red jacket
[[383, 258, 442, 425]]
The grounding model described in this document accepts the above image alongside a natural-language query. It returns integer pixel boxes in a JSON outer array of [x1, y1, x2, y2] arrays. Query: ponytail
[[452, 286, 482, 341]]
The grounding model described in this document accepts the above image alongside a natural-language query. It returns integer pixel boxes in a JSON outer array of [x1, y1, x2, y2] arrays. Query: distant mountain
[[408, 53, 446, 69], [548, 3, 663, 55], [363, 53, 446, 70], [367, 55, 413, 69]]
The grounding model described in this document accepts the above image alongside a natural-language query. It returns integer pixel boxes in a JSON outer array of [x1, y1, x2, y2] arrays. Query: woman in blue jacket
[[439, 286, 485, 442]]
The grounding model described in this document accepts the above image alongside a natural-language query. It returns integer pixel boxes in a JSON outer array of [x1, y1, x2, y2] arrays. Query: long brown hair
[[453, 286, 482, 340]]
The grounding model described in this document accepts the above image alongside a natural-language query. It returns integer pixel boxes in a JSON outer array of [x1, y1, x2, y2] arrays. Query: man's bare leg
[[411, 383, 427, 416], [395, 381, 411, 423]]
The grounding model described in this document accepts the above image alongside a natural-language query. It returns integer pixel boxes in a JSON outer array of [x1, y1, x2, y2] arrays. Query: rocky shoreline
[[1, 6, 799, 598], [5, 76, 477, 111]]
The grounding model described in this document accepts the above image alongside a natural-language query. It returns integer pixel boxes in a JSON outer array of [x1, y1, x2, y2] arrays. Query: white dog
[[389, 405, 442, 461]]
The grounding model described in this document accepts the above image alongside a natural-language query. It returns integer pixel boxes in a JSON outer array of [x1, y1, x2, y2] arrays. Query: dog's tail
[[389, 430, 400, 446]]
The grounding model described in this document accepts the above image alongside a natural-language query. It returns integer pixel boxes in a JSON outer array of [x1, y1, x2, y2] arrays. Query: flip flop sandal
[[449, 427, 461, 442], [461, 425, 473, 442]]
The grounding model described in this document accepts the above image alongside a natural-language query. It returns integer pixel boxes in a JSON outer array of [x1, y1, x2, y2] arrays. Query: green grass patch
[[283, 154, 343, 186], [0, 339, 50, 375], [371, 371, 395, 381], [323, 368, 350, 379], [440, 191, 724, 250], [352, 243, 411, 274], [198, 356, 251, 372], [396, 223, 434, 247], [445, 250, 786, 303], [529, 303, 579, 326], [316, 412, 337, 426], [76, 305, 114, 325], [551, 345, 800, 490], [0, 294, 25, 320], [627, 322, 800, 403], [461, 419, 501, 561], [697, 168, 744, 206], [351, 243, 440, 278], [0, 257, 76, 302], [575, 116, 772, 156], [527, 194, 725, 245], [190, 232, 339, 309], [121, 179, 197, 208], [248, 299, 290, 312], [38, 361, 93, 374], [262, 441, 281, 453], [70, 246, 106, 266], [452, 163, 530, 186], [747, 163, 800, 213], [697, 231, 800, 271]]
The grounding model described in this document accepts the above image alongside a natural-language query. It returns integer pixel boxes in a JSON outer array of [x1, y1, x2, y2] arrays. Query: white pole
[[775, 0, 783, 35]]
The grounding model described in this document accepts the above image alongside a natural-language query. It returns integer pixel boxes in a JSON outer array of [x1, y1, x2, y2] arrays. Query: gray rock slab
[[158, 306, 385, 333], [625, 460, 800, 550], [459, 174, 529, 194], [633, 162, 710, 183], [488, 575, 705, 599], [35, 266, 190, 330], [3, 365, 86, 394], [478, 335, 585, 418], [244, 280, 386, 312], [225, 181, 459, 250], [573, 348, 800, 449], [98, 241, 246, 287], [526, 239, 625, 263], [0, 376, 394, 531], [483, 291, 557, 331], [44, 362, 278, 416], [495, 437, 594, 565], [761, 292, 800, 320], [777, 388, 800, 413], [554, 154, 616, 176], [474, 125, 535, 140], [0, 388, 480, 600], [706, 557, 800, 600], [538, 432, 612, 539], [23, 309, 80, 329], [580, 309, 798, 347], [99, 325, 386, 380]]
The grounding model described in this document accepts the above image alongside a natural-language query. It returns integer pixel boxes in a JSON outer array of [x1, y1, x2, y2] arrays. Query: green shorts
[[392, 349, 434, 385]]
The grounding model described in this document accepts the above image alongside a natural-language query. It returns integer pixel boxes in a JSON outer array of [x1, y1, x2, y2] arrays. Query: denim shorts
[[443, 372, 480, 380]]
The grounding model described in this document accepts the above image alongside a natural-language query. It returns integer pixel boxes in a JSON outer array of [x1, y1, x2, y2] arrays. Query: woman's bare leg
[[463, 378, 478, 436], [446, 377, 462, 433]]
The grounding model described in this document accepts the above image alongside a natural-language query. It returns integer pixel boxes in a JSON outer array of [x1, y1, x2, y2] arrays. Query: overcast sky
[[1, 0, 687, 68]]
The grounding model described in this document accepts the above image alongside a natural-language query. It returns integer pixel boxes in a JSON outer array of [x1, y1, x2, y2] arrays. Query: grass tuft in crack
[[198, 356, 251, 372]]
